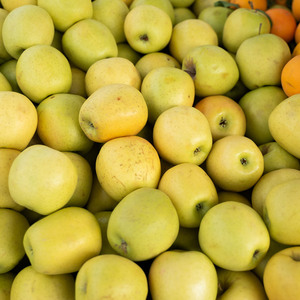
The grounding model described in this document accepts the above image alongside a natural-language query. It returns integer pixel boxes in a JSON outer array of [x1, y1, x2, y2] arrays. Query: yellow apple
[[75, 254, 148, 300], [23, 206, 102, 275], [205, 135, 264, 192], [69, 67, 87, 98], [199, 201, 270, 271], [174, 7, 196, 25], [171, 0, 195, 8], [16, 44, 72, 104], [171, 226, 201, 251], [0, 72, 11, 91], [2, 4, 54, 59], [8, 144, 78, 215], [263, 246, 300, 300], [153, 106, 213, 165], [158, 162, 218, 228], [0, 208, 29, 274], [1, 0, 37, 11], [192, 0, 225, 16], [148, 250, 218, 300], [116, 42, 142, 64], [85, 57, 141, 96], [79, 84, 148, 143], [0, 91, 38, 150], [0, 59, 21, 92], [195, 95, 246, 141], [141, 66, 195, 123], [0, 8, 11, 64], [107, 187, 179, 261], [217, 190, 251, 206], [0, 272, 15, 300], [10, 265, 75, 300]]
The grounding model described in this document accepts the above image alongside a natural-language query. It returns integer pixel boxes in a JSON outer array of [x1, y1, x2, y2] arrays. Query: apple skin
[[0, 9, 12, 64], [174, 7, 196, 25], [0, 272, 15, 300], [0, 59, 21, 93], [263, 246, 300, 300], [116, 42, 142, 64]]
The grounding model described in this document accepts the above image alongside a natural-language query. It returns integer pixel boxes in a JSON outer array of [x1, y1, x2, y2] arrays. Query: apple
[[153, 106, 213, 165], [192, 0, 225, 16], [16, 44, 72, 104], [199, 201, 270, 271], [10, 265, 75, 300], [107, 187, 179, 261], [218, 190, 251, 206], [239, 85, 287, 145], [37, 93, 94, 153], [182, 45, 239, 97], [135, 51, 180, 79], [75, 254, 148, 300], [235, 33, 291, 90], [1, 0, 37, 11], [174, 7, 196, 25], [222, 7, 271, 53], [259, 141, 300, 173], [251, 168, 300, 217], [205, 135, 264, 192], [0, 91, 38, 150], [148, 250, 218, 300], [263, 246, 300, 300], [0, 208, 29, 274], [69, 67, 87, 98], [170, 0, 195, 8], [0, 72, 11, 91], [158, 162, 218, 228], [169, 19, 218, 63], [124, 4, 173, 54], [62, 18, 118, 72], [92, 0, 129, 43], [0, 272, 15, 300], [37, 0, 93, 32], [95, 136, 161, 201], [194, 94, 246, 141], [171, 226, 202, 251], [116, 42, 142, 64], [141, 66, 195, 123], [268, 93, 300, 159], [8, 144, 78, 215], [2, 4, 54, 59], [217, 268, 268, 299], [23, 206, 102, 275], [0, 9, 12, 64], [0, 59, 21, 93], [51, 30, 63, 51], [85, 57, 141, 96], [79, 84, 148, 143]]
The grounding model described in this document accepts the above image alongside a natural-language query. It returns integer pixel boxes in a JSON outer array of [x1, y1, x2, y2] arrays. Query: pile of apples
[[1, 0, 300, 299]]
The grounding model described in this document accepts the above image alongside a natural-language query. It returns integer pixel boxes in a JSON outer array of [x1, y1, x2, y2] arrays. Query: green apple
[[79, 84, 148, 143], [62, 18, 118, 72], [23, 206, 102, 275], [135, 51, 180, 79], [153, 106, 213, 165], [198, 6, 233, 45], [218, 190, 251, 206], [141, 66, 195, 123], [259, 142, 300, 174], [1, 0, 37, 11], [205, 135, 264, 192], [251, 168, 300, 217], [2, 4, 54, 59], [93, 0, 129, 43], [85, 57, 141, 96], [8, 144, 78, 215], [170, 0, 195, 8], [169, 19, 218, 63], [124, 4, 173, 54], [199, 201, 270, 271], [195, 94, 246, 142], [107, 187, 179, 261], [85, 177, 118, 213], [0, 8, 11, 64], [0, 149, 24, 211], [0, 91, 38, 151], [0, 59, 21, 93], [10, 265, 75, 300], [222, 7, 271, 53], [236, 33, 291, 90], [16, 44, 72, 103], [263, 179, 300, 245], [263, 246, 300, 300], [0, 208, 29, 274], [0, 72, 11, 91], [0, 272, 15, 300], [182, 45, 239, 97], [75, 254, 148, 300], [37, 0, 93, 32], [268, 93, 300, 159], [174, 7, 196, 25], [96, 136, 161, 201], [239, 85, 287, 145], [148, 250, 218, 300], [171, 226, 201, 251], [63, 152, 93, 208], [192, 0, 225, 16], [69, 67, 87, 98], [217, 268, 268, 299], [116, 42, 142, 64], [158, 162, 218, 228], [36, 93, 93, 153]]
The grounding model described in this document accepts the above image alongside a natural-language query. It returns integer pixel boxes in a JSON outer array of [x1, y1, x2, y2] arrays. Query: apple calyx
[[219, 117, 228, 128], [194, 146, 202, 156], [240, 157, 248, 166], [139, 34, 149, 42], [253, 249, 260, 259], [116, 239, 128, 255], [183, 58, 196, 79], [291, 252, 300, 262]]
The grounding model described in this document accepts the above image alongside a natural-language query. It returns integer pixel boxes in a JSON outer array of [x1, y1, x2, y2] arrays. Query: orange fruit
[[294, 22, 300, 44], [266, 7, 297, 43], [281, 55, 300, 96], [292, 42, 300, 56], [229, 0, 268, 11], [292, 0, 300, 21]]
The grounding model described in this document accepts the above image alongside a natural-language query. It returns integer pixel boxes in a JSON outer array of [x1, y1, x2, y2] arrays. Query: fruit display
[[1, 0, 300, 299]]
